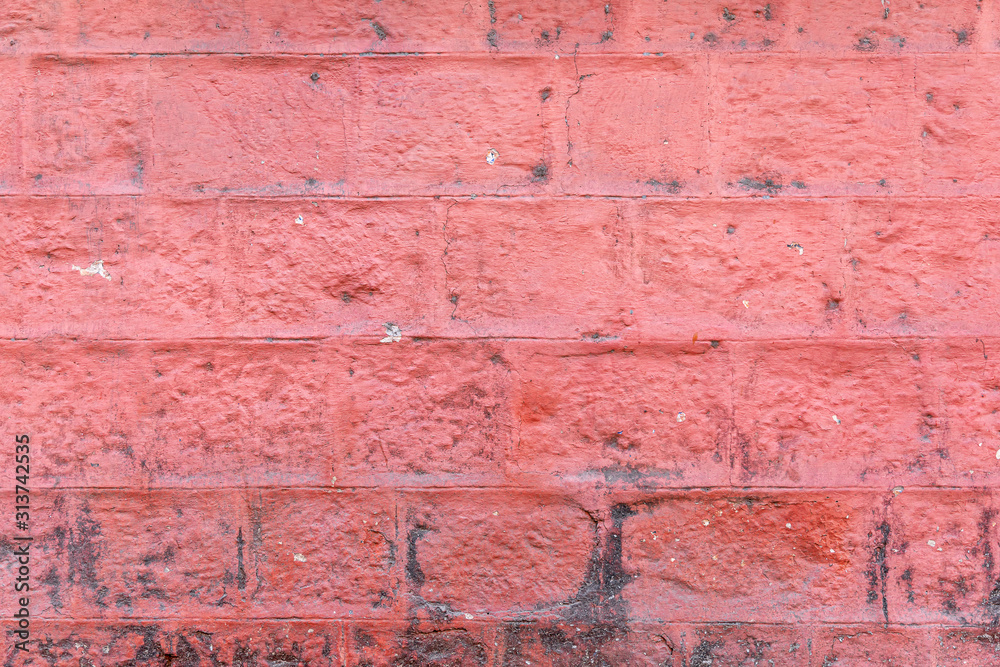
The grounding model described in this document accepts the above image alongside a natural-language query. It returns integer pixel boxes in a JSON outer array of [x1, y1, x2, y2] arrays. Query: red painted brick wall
[[3, 0, 1000, 664]]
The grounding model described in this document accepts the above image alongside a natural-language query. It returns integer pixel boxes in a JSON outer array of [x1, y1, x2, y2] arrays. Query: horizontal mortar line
[[19, 617, 1000, 628], [0, 192, 995, 202], [3, 50, 995, 58], [2, 334, 1000, 344], [19, 484, 1000, 492]]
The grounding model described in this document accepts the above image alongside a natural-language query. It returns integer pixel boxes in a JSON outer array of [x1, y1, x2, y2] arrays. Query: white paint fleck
[[832, 414, 841, 424], [676, 411, 686, 422], [293, 553, 307, 562], [702, 520, 710, 526], [787, 243, 804, 255], [295, 215, 304, 225], [892, 486, 904, 495], [486, 149, 499, 165], [742, 300, 750, 308], [927, 540, 936, 547], [464, 613, 474, 620], [786, 523, 792, 529], [381, 323, 402, 343], [71, 259, 111, 280], [995, 448, 1000, 460]]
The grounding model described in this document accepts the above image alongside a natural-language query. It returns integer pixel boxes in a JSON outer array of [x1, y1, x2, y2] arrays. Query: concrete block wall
[[3, 0, 1000, 664]]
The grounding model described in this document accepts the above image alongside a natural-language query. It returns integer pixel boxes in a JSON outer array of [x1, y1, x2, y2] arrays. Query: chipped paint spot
[[293, 553, 306, 562], [71, 259, 111, 280], [381, 323, 402, 343], [787, 243, 804, 255], [486, 148, 499, 165], [832, 414, 841, 424], [295, 215, 304, 225], [676, 412, 686, 422]]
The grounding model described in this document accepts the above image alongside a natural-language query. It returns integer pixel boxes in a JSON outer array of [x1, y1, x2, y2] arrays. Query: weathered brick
[[620, 491, 879, 623], [217, 197, 448, 338], [74, 0, 253, 54], [0, 197, 450, 339], [618, 0, 791, 53], [714, 55, 918, 197], [332, 341, 514, 486], [630, 198, 849, 340], [509, 342, 732, 487], [0, 490, 398, 619], [354, 56, 551, 196], [437, 198, 633, 338], [559, 55, 711, 196], [792, 0, 982, 53], [399, 490, 594, 614], [0, 340, 335, 488], [0, 57, 24, 191], [23, 57, 149, 194], [0, 0, 63, 54], [845, 198, 1000, 336], [916, 55, 1000, 195], [731, 341, 927, 486], [149, 57, 351, 195]]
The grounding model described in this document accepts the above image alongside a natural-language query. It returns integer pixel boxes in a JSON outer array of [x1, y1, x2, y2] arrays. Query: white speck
[[294, 553, 307, 562], [786, 523, 792, 529], [995, 448, 1000, 460], [702, 520, 710, 526], [486, 149, 499, 165], [742, 300, 750, 308], [787, 243, 804, 255], [331, 476, 336, 485], [71, 259, 111, 280], [555, 54, 560, 59], [927, 540, 936, 547], [381, 323, 402, 343], [465, 613, 474, 619], [493, 511, 498, 516], [670, 557, 675, 562], [832, 414, 841, 424], [892, 486, 903, 495], [676, 412, 686, 422], [295, 215, 304, 225], [164, 567, 170, 573], [830, 549, 835, 553], [308, 629, 314, 633]]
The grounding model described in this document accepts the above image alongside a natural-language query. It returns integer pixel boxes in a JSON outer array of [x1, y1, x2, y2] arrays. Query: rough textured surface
[[2, 0, 1000, 664]]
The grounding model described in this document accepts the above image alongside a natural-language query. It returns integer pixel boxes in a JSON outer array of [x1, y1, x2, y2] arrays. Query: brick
[[23, 57, 149, 194], [0, 620, 346, 665], [0, 340, 334, 488], [915, 55, 1000, 195], [845, 198, 1000, 336], [0, 57, 23, 191], [882, 489, 1000, 625], [74, 0, 254, 54], [149, 57, 350, 195], [630, 198, 849, 340], [714, 55, 918, 197], [0, 197, 450, 340], [791, 0, 982, 53], [344, 620, 496, 666], [0, 0, 63, 54], [400, 490, 594, 614], [354, 56, 551, 196], [618, 0, 791, 53], [217, 197, 448, 338], [509, 342, 732, 487], [248, 0, 488, 54], [731, 341, 927, 486], [619, 491, 879, 623], [559, 55, 711, 196], [332, 341, 514, 486], [0, 489, 398, 619], [438, 198, 633, 338]]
